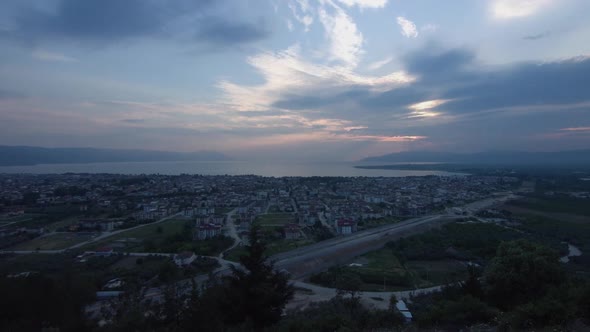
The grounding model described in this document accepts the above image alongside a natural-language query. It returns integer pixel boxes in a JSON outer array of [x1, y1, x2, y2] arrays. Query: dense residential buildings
[[0, 173, 519, 249]]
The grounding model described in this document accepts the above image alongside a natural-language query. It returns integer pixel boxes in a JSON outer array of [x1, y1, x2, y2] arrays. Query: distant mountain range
[[360, 150, 590, 165], [0, 146, 230, 166]]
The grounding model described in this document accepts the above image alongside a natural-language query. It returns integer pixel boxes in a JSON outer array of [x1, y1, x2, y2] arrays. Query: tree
[[461, 265, 484, 299], [221, 223, 294, 328], [484, 240, 564, 309]]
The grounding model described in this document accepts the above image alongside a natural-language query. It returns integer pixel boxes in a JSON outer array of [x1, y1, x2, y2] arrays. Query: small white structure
[[395, 300, 413, 323], [173, 251, 196, 267]]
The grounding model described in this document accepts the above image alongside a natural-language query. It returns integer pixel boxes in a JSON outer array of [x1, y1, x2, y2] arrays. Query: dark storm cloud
[[442, 55, 590, 113], [523, 31, 551, 40], [196, 17, 269, 46], [272, 46, 590, 122], [387, 46, 590, 113], [358, 86, 429, 109], [403, 48, 476, 80], [6, 0, 269, 46]]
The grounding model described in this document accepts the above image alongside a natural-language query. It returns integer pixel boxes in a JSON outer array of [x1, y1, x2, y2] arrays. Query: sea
[[0, 161, 464, 177]]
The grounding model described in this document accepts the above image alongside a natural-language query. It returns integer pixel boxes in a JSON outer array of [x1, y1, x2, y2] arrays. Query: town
[[1, 171, 590, 330], [0, 173, 519, 252]]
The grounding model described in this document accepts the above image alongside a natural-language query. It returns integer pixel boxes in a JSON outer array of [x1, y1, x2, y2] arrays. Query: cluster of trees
[[386, 222, 563, 263], [98, 224, 295, 331], [0, 270, 96, 331], [0, 225, 294, 331], [411, 240, 590, 330]]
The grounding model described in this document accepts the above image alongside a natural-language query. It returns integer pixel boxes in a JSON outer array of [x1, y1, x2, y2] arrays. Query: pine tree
[[221, 223, 294, 329]]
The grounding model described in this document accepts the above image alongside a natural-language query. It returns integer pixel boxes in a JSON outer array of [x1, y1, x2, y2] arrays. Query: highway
[[273, 214, 449, 278]]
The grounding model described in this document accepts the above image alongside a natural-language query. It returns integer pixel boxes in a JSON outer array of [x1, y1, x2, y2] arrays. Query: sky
[[0, 0, 589, 161]]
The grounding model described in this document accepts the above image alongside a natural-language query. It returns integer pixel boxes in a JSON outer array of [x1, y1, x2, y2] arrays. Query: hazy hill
[[0, 146, 230, 166], [360, 150, 590, 165]]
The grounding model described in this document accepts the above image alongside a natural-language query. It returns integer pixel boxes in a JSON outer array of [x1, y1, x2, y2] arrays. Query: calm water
[[0, 161, 463, 177]]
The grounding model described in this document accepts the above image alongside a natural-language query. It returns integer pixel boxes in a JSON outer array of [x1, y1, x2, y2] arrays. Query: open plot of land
[[405, 260, 468, 288], [83, 218, 189, 251], [9, 232, 95, 250], [267, 239, 315, 256], [503, 205, 589, 224], [256, 213, 295, 227], [45, 216, 82, 231], [0, 213, 38, 223], [508, 196, 590, 217]]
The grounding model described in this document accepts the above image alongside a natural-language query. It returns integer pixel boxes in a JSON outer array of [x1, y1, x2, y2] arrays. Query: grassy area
[[267, 205, 283, 213], [508, 196, 590, 216], [8, 233, 94, 250], [406, 260, 468, 288], [216, 207, 235, 215], [266, 238, 315, 256], [81, 218, 233, 257], [0, 213, 38, 223], [45, 216, 80, 232], [224, 246, 247, 262], [256, 213, 295, 226], [81, 218, 189, 251]]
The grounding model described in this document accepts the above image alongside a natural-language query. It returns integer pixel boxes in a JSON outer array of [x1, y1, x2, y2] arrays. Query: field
[[405, 260, 468, 287], [0, 213, 37, 223], [256, 213, 296, 227], [310, 246, 469, 291], [82, 218, 189, 252], [508, 196, 590, 216], [9, 233, 94, 250]]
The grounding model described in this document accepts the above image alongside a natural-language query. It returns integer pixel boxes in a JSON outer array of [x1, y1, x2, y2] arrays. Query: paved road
[[219, 207, 242, 263], [273, 214, 448, 278], [83, 193, 515, 317], [287, 280, 452, 311]]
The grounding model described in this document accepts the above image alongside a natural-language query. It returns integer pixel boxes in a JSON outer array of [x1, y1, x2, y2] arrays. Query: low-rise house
[[94, 247, 114, 256], [335, 218, 357, 235], [196, 223, 222, 240]]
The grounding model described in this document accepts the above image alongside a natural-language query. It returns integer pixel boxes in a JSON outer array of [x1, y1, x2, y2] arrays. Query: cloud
[[397, 16, 418, 38], [7, 0, 269, 46], [336, 0, 388, 9], [288, 0, 314, 32], [32, 50, 77, 62], [491, 0, 554, 20], [318, 4, 364, 68], [121, 118, 145, 124], [265, 45, 590, 151], [367, 56, 393, 71], [422, 24, 438, 33], [560, 127, 590, 132], [218, 45, 413, 111]]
